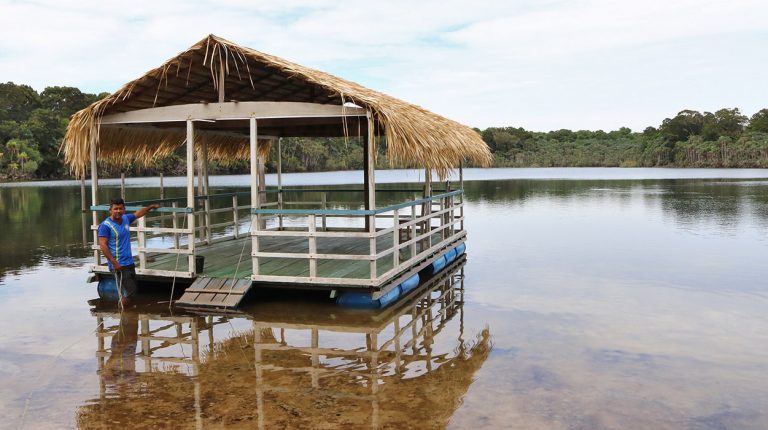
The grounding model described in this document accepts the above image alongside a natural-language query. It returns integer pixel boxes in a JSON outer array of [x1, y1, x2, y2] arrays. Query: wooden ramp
[[175, 277, 253, 310]]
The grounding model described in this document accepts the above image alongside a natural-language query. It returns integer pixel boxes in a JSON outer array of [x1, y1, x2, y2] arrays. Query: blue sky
[[1, 0, 766, 132]]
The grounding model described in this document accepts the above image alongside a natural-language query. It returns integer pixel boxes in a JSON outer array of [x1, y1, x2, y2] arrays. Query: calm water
[[1, 168, 768, 429]]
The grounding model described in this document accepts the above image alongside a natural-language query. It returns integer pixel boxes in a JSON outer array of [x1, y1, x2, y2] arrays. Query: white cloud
[[0, 0, 766, 131]]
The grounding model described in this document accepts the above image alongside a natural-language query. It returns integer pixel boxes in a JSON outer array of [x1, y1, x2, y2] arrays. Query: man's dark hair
[[109, 198, 125, 208]]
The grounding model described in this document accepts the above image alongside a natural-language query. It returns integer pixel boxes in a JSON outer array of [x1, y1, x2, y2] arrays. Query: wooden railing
[[89, 188, 462, 281], [250, 190, 465, 287], [90, 192, 255, 277]]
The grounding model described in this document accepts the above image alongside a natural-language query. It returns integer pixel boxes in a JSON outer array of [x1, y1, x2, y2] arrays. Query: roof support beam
[[99, 101, 366, 124], [364, 110, 376, 231]]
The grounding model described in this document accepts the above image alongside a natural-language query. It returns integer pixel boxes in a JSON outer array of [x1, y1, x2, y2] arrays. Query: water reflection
[[77, 261, 490, 429]]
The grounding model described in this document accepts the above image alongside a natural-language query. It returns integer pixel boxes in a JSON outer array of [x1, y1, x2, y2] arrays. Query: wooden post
[[250, 117, 260, 276], [186, 120, 196, 275], [120, 173, 126, 200], [254, 322, 265, 430], [90, 141, 100, 265], [258, 148, 266, 230], [159, 173, 165, 199], [364, 111, 377, 281], [218, 61, 226, 103], [196, 139, 205, 244], [311, 328, 319, 388], [232, 195, 239, 239], [138, 216, 147, 270], [80, 176, 86, 212], [393, 316, 402, 375], [410, 206, 417, 259], [140, 316, 150, 370], [424, 169, 432, 250], [363, 111, 376, 222], [277, 137, 284, 230], [321, 192, 327, 231], [190, 318, 202, 430], [172, 201, 180, 250], [308, 214, 317, 278], [81, 212, 88, 248], [393, 208, 400, 268], [202, 134, 211, 243]]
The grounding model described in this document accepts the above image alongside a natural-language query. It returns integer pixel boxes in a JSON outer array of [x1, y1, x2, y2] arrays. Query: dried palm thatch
[[62, 34, 492, 179]]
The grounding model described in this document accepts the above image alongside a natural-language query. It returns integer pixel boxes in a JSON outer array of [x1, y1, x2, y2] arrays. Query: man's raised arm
[[134, 203, 161, 219]]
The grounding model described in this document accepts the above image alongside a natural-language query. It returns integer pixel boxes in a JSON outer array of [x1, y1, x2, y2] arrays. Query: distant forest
[[2, 81, 768, 181]]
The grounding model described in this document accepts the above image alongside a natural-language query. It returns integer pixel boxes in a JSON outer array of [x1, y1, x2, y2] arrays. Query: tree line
[[2, 81, 767, 181], [480, 108, 768, 168]]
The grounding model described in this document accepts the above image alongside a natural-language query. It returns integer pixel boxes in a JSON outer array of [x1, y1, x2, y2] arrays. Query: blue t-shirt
[[97, 214, 137, 269]]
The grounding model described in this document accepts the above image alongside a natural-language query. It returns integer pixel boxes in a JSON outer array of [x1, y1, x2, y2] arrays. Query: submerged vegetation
[[2, 81, 767, 181]]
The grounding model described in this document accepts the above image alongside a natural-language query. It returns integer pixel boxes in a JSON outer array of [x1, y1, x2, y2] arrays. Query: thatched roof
[[62, 34, 492, 179]]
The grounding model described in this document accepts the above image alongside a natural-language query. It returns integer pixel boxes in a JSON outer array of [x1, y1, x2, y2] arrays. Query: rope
[[168, 212, 189, 311], [115, 271, 124, 311], [221, 216, 254, 305]]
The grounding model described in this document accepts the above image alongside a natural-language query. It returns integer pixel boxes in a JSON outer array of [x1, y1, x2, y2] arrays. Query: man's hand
[[135, 203, 162, 219]]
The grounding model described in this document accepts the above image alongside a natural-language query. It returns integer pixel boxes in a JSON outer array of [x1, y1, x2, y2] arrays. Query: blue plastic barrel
[[377, 286, 402, 308], [97, 276, 131, 301], [399, 273, 420, 294], [455, 242, 466, 256], [429, 255, 447, 274], [445, 248, 458, 264], [336, 291, 380, 309]]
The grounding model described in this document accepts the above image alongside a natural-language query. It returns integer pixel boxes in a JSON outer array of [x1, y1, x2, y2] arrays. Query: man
[[98, 198, 161, 305]]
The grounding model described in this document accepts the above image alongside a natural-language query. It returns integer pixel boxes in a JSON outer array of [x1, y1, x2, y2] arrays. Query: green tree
[[702, 108, 747, 140], [0, 82, 40, 122], [747, 109, 768, 133], [40, 86, 101, 117], [659, 110, 705, 143]]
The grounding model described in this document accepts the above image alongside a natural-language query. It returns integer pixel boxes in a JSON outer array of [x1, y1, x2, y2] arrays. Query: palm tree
[[19, 151, 28, 172]]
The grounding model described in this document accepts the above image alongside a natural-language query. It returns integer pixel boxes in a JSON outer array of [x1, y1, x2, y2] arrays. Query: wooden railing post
[[308, 214, 317, 278], [321, 192, 327, 231], [369, 215, 377, 281], [443, 195, 449, 241], [172, 201, 180, 250], [393, 209, 400, 268], [232, 195, 239, 239], [204, 196, 211, 244], [138, 216, 147, 270], [186, 120, 196, 276], [410, 205, 417, 258]]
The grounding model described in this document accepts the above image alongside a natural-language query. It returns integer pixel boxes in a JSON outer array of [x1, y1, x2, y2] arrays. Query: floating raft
[[175, 277, 252, 309], [336, 242, 466, 309]]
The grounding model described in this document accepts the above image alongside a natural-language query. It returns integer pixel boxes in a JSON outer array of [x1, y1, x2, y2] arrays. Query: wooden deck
[[144, 231, 435, 286]]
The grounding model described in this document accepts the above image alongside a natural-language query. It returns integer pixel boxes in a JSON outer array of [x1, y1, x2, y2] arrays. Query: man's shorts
[[115, 265, 138, 297]]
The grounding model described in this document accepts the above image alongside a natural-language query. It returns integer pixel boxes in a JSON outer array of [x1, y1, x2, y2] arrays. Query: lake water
[[2, 168, 768, 429]]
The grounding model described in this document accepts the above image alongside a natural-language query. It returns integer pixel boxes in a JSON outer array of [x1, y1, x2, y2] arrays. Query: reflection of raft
[[337, 243, 467, 309], [79, 259, 489, 429]]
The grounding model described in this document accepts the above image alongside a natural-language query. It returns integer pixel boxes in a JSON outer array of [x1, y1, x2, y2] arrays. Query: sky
[[1, 0, 766, 132]]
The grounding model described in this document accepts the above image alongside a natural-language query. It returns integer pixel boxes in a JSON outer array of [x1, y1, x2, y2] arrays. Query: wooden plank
[[176, 277, 213, 304], [176, 276, 254, 310], [99, 101, 366, 124], [208, 278, 239, 304]]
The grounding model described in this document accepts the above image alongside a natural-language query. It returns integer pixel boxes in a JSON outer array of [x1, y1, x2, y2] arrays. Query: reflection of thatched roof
[[62, 34, 492, 178]]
